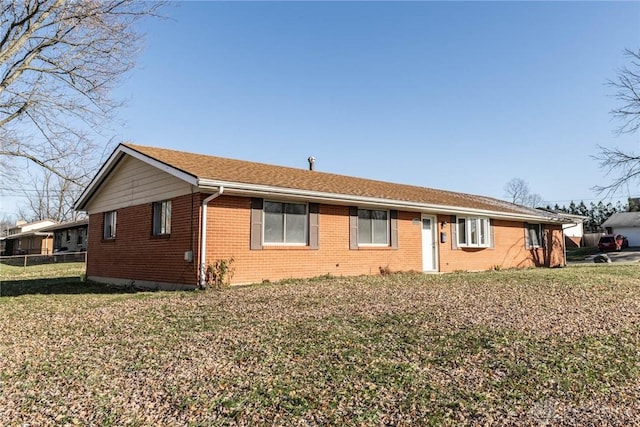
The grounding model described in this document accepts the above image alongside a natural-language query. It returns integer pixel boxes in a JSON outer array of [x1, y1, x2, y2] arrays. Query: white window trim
[[262, 201, 308, 246], [457, 216, 491, 248], [357, 208, 390, 247]]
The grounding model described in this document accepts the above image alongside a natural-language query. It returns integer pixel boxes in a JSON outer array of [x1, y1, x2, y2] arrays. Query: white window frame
[[357, 209, 390, 246], [263, 201, 308, 246], [104, 210, 117, 240], [526, 223, 543, 248], [457, 216, 490, 248], [152, 200, 172, 236]]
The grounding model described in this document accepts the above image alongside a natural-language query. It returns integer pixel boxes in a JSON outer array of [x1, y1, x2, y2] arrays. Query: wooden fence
[[582, 233, 604, 248]]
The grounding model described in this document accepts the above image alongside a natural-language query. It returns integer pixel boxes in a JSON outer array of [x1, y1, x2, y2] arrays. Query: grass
[[1, 265, 640, 425], [565, 246, 600, 261], [1, 261, 86, 280], [1, 262, 88, 297]]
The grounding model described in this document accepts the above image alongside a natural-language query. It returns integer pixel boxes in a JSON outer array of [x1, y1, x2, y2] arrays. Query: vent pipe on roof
[[308, 156, 315, 171]]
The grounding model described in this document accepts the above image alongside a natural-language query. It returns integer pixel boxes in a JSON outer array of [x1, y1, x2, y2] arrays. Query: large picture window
[[456, 217, 490, 248], [153, 200, 172, 235], [358, 209, 389, 245], [264, 201, 307, 244], [103, 210, 117, 240]]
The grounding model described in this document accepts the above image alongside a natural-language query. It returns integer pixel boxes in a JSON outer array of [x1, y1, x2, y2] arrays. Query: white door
[[422, 215, 437, 271]]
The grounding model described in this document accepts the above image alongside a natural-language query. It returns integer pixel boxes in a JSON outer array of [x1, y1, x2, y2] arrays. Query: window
[[358, 209, 389, 245], [264, 201, 307, 244], [103, 211, 117, 240], [153, 200, 172, 235], [525, 223, 543, 248], [456, 217, 490, 248]]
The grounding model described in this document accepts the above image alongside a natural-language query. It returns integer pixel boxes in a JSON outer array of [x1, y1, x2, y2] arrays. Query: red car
[[598, 234, 627, 251]]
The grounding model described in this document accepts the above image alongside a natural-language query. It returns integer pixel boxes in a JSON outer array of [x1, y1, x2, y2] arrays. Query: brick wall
[[205, 196, 423, 284], [437, 215, 564, 272], [87, 193, 565, 287], [87, 193, 199, 286]]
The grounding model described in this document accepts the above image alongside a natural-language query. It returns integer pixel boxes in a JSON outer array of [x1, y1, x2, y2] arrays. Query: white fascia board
[[1, 231, 52, 239], [119, 145, 199, 185], [74, 146, 126, 210], [197, 179, 567, 224], [75, 145, 199, 211]]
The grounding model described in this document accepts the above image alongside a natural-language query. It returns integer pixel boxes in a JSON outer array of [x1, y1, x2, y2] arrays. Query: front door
[[422, 215, 437, 272]]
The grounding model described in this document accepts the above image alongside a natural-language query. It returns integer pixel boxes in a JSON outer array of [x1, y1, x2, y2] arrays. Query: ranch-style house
[[74, 144, 568, 289]]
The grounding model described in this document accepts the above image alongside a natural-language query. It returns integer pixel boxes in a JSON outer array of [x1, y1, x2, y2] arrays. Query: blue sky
[[4, 1, 640, 218]]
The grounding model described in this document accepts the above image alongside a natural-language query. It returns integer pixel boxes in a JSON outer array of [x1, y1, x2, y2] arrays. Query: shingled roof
[[76, 143, 564, 223], [602, 212, 640, 228]]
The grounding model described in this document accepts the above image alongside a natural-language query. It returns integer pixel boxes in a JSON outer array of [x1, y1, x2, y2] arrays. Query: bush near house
[[1, 266, 640, 425]]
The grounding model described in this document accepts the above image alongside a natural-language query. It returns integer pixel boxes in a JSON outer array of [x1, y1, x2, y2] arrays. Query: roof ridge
[[124, 143, 503, 201], [119, 143, 560, 221]]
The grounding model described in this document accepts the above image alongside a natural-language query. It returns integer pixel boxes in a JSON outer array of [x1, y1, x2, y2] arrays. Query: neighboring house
[[0, 219, 57, 256], [74, 144, 569, 289], [40, 219, 89, 252], [602, 212, 640, 247]]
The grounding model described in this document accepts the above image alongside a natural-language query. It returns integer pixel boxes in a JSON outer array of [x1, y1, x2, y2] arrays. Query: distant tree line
[[547, 201, 628, 233]]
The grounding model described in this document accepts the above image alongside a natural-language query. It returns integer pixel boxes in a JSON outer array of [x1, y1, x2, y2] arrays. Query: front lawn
[[1, 265, 639, 425]]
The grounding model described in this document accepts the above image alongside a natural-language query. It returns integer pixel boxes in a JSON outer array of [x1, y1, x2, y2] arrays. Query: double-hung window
[[525, 223, 543, 248], [456, 217, 490, 248], [103, 210, 117, 240], [358, 209, 389, 245], [264, 201, 307, 244], [153, 200, 172, 235]]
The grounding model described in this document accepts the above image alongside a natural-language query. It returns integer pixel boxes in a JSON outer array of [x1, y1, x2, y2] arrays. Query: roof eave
[[1, 231, 53, 240], [197, 179, 567, 224], [74, 144, 199, 211]]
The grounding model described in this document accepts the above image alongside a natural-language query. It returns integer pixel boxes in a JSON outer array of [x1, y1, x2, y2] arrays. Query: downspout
[[199, 186, 224, 288], [562, 225, 568, 267]]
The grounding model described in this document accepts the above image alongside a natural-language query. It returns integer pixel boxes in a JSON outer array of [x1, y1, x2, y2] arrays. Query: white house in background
[[602, 212, 640, 247], [0, 219, 57, 255]]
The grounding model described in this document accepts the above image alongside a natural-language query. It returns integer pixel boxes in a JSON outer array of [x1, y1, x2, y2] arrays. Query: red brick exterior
[[87, 194, 199, 286], [205, 196, 422, 284], [436, 215, 564, 272], [87, 193, 565, 287]]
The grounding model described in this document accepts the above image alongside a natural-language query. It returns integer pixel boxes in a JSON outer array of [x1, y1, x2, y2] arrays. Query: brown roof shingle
[[123, 143, 551, 218]]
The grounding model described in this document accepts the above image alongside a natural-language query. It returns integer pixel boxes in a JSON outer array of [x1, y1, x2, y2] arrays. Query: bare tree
[[0, 0, 164, 185], [526, 193, 544, 209], [504, 178, 544, 208], [17, 167, 85, 222], [594, 48, 640, 195], [504, 178, 530, 205], [0, 214, 14, 237]]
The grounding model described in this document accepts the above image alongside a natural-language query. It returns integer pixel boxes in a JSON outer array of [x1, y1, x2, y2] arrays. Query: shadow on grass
[[0, 277, 143, 297]]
